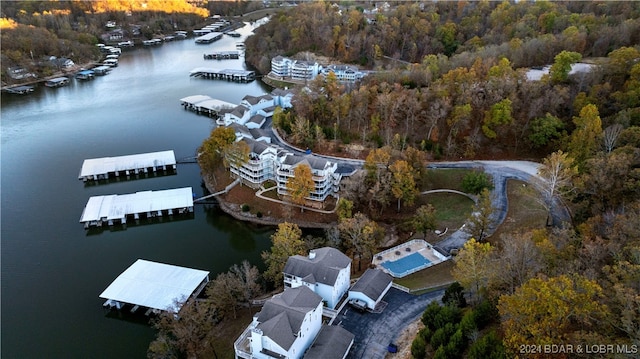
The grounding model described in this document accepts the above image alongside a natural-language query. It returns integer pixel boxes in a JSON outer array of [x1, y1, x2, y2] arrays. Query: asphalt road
[[332, 288, 444, 359]]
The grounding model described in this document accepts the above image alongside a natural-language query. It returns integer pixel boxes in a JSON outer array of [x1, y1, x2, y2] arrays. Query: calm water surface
[[1, 22, 276, 358]]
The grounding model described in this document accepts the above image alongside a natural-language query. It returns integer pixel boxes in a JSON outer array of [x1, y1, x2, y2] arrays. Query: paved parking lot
[[332, 287, 444, 359]]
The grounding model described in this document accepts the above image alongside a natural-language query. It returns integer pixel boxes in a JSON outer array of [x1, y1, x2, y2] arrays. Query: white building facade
[[235, 286, 323, 359], [283, 247, 351, 309]]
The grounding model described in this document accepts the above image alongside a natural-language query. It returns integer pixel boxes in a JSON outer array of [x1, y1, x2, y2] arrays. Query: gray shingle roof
[[243, 138, 270, 155], [248, 114, 266, 125], [283, 155, 330, 171], [256, 286, 322, 350], [284, 247, 351, 287], [304, 325, 355, 359], [349, 268, 393, 302]]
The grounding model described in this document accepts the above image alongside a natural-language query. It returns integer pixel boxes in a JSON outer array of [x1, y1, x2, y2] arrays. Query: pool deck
[[372, 239, 449, 277]]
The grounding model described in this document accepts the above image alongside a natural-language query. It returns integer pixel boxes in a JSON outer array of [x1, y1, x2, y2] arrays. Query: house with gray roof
[[284, 247, 351, 309], [304, 325, 355, 359], [347, 268, 393, 310], [234, 286, 323, 359]]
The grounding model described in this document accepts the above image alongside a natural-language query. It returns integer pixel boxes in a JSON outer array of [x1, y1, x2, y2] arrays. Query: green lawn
[[423, 168, 473, 192], [394, 260, 456, 292], [416, 192, 474, 239], [487, 179, 548, 244]]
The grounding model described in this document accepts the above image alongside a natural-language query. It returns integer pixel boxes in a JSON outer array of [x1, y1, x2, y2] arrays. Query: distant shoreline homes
[[270, 55, 367, 82]]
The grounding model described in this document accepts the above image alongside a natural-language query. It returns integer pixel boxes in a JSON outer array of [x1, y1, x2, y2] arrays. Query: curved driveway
[[268, 121, 569, 252], [263, 126, 573, 357], [334, 287, 444, 359]]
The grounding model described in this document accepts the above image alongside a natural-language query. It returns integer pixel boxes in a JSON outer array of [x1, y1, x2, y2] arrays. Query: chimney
[[308, 250, 316, 260]]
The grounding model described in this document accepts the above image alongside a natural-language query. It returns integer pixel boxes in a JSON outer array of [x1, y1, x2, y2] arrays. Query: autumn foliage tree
[[261, 222, 305, 285], [498, 274, 610, 357], [452, 238, 495, 304], [286, 163, 314, 211]]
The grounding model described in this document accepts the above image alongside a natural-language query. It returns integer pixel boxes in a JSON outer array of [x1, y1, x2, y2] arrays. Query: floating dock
[[203, 50, 240, 60], [180, 95, 236, 117], [4, 85, 34, 95], [100, 259, 209, 314], [75, 70, 95, 80], [79, 187, 194, 228], [189, 67, 254, 82], [93, 66, 112, 75], [45, 77, 70, 88], [194, 32, 223, 44], [79, 150, 176, 181]]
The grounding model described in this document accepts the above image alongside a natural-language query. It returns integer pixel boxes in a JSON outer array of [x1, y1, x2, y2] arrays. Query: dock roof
[[100, 259, 209, 312], [79, 150, 176, 179], [79, 187, 193, 223]]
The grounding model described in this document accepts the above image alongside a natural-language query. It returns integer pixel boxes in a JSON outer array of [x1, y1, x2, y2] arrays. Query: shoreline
[[201, 176, 335, 230]]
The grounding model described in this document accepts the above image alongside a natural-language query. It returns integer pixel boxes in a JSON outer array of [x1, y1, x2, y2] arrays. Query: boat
[[75, 70, 95, 80], [45, 77, 70, 88], [93, 66, 112, 75], [103, 59, 118, 67], [142, 39, 162, 46], [4, 85, 35, 95]]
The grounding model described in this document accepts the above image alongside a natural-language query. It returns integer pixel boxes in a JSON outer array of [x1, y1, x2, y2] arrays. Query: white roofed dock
[[79, 150, 176, 181], [100, 259, 209, 313], [79, 187, 194, 228], [189, 67, 255, 82], [180, 95, 236, 117]]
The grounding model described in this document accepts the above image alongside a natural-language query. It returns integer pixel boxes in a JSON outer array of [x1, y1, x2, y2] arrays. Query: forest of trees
[[0, 0, 212, 82], [3, 1, 638, 358], [250, 1, 640, 161]]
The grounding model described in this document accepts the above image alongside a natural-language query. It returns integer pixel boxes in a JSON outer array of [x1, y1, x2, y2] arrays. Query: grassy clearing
[[210, 308, 256, 359], [423, 168, 472, 192], [487, 179, 547, 245], [393, 260, 456, 291], [417, 193, 473, 239]]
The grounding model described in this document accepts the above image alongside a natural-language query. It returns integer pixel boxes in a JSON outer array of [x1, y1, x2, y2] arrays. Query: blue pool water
[[381, 252, 431, 277]]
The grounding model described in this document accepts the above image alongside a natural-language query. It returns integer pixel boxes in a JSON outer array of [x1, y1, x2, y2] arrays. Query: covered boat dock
[[79, 187, 194, 228], [100, 259, 209, 314], [194, 32, 223, 44], [189, 68, 255, 82], [78, 150, 176, 181], [180, 95, 236, 117]]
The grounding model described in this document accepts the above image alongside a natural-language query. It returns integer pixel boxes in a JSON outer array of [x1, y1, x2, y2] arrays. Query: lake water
[[1, 21, 276, 358]]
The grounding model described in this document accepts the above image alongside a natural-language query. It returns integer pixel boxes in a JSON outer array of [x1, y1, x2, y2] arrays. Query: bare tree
[[603, 123, 624, 153], [229, 260, 262, 315], [535, 150, 578, 226]]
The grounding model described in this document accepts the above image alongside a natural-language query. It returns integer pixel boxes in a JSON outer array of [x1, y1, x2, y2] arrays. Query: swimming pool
[[380, 252, 432, 278]]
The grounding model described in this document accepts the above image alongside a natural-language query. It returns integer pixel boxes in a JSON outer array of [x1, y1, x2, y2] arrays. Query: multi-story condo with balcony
[[276, 155, 340, 202], [321, 64, 366, 82]]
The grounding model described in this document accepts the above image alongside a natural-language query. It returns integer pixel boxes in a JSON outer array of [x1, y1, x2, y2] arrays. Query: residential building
[[271, 56, 293, 78], [291, 60, 321, 81], [304, 325, 355, 359], [270, 56, 322, 81], [283, 247, 351, 309], [234, 286, 323, 359], [231, 138, 278, 188], [348, 268, 393, 310], [277, 155, 340, 202], [321, 64, 366, 82], [271, 88, 295, 108]]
